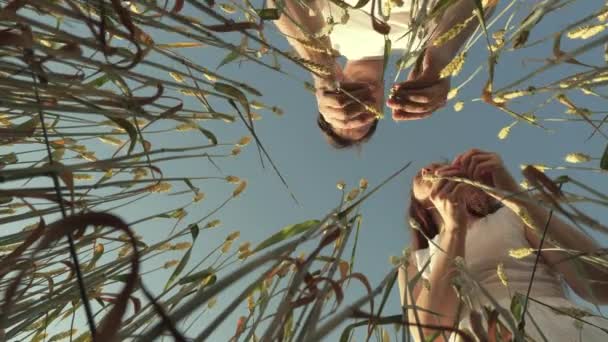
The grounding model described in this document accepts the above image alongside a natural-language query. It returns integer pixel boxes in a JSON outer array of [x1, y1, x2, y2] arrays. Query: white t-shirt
[[320, 0, 436, 60], [410, 206, 608, 342]]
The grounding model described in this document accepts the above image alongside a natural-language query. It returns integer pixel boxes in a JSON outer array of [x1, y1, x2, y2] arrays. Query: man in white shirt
[[271, 0, 495, 148]]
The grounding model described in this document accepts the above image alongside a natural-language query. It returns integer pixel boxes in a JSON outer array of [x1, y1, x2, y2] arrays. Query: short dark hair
[[316, 113, 379, 149]]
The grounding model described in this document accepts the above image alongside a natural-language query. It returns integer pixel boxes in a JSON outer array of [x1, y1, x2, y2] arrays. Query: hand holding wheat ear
[[426, 165, 473, 232], [422, 172, 505, 200], [423, 150, 546, 217], [452, 149, 522, 197], [387, 51, 450, 121], [316, 82, 380, 129]]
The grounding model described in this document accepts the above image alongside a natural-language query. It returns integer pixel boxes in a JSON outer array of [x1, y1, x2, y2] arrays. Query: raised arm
[[454, 149, 608, 304], [268, 1, 381, 136], [425, 0, 497, 73], [388, 1, 497, 121], [398, 165, 473, 342], [267, 0, 339, 84], [399, 233, 467, 342], [510, 189, 608, 304]]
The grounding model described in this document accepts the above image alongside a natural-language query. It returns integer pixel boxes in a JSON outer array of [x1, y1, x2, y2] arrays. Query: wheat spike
[[432, 15, 476, 47], [291, 56, 333, 76], [497, 263, 508, 286], [565, 153, 592, 164], [567, 24, 605, 40], [509, 248, 535, 259], [440, 52, 466, 78]]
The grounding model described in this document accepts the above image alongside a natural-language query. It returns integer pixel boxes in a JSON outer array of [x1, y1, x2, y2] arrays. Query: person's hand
[[451, 149, 520, 197], [387, 51, 450, 121], [428, 165, 472, 232], [316, 81, 378, 130]]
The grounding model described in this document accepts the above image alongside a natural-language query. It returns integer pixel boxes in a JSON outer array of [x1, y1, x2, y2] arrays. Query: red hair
[[407, 190, 439, 251]]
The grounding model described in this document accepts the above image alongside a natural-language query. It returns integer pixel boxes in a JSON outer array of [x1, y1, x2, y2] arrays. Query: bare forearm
[[426, 0, 495, 71], [415, 231, 466, 338], [268, 0, 324, 37], [268, 0, 337, 72], [509, 194, 608, 302]]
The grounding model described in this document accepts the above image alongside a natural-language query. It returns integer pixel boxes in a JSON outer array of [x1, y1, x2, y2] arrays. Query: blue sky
[[5, 0, 608, 340], [127, 0, 608, 340]]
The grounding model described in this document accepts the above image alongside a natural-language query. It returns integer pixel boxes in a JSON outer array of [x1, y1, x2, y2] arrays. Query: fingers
[[466, 154, 494, 178], [332, 86, 374, 101], [388, 100, 443, 114], [435, 179, 460, 200], [390, 82, 445, 103], [393, 79, 445, 92], [428, 166, 455, 194], [318, 81, 369, 92], [317, 81, 379, 129], [471, 159, 501, 181], [343, 101, 373, 115], [339, 82, 373, 91], [319, 87, 373, 109], [391, 109, 434, 121], [318, 84, 375, 123], [447, 183, 468, 205], [387, 92, 446, 110], [406, 94, 432, 103], [452, 148, 486, 169], [450, 149, 504, 188], [323, 112, 376, 130], [323, 100, 371, 117], [429, 167, 464, 199], [387, 82, 448, 121], [320, 101, 376, 126], [430, 181, 467, 208]]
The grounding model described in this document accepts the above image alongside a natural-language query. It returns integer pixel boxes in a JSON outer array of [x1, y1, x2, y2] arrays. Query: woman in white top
[[398, 149, 608, 341], [270, 0, 493, 148]]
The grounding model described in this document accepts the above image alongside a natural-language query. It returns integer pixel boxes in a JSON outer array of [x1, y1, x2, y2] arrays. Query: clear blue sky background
[[6, 0, 608, 341]]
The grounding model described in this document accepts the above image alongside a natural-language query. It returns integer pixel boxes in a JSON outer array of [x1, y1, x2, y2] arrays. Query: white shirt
[[411, 206, 608, 342], [413, 206, 566, 302], [320, 0, 436, 60]]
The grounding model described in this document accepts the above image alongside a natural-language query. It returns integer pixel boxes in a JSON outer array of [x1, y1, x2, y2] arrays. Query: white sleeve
[[412, 248, 433, 280], [499, 206, 523, 226]]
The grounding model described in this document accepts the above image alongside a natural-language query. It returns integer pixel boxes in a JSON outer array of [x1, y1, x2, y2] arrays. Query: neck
[[430, 210, 445, 232]]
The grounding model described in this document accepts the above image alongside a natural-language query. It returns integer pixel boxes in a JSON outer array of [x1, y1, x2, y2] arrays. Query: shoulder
[[485, 206, 523, 227]]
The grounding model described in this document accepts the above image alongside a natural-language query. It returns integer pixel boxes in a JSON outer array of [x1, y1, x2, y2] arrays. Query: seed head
[[346, 188, 360, 201], [194, 191, 205, 202], [447, 88, 458, 100], [567, 24, 605, 40], [564, 153, 591, 164], [205, 219, 221, 228], [221, 176, 238, 185], [169, 72, 185, 83], [163, 260, 179, 269], [146, 182, 172, 193], [509, 248, 535, 259], [173, 242, 192, 250], [453, 101, 464, 112], [497, 262, 508, 286], [359, 178, 369, 190], [227, 231, 241, 241], [439, 52, 466, 78], [232, 180, 247, 197], [237, 136, 252, 147], [336, 180, 346, 190]]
